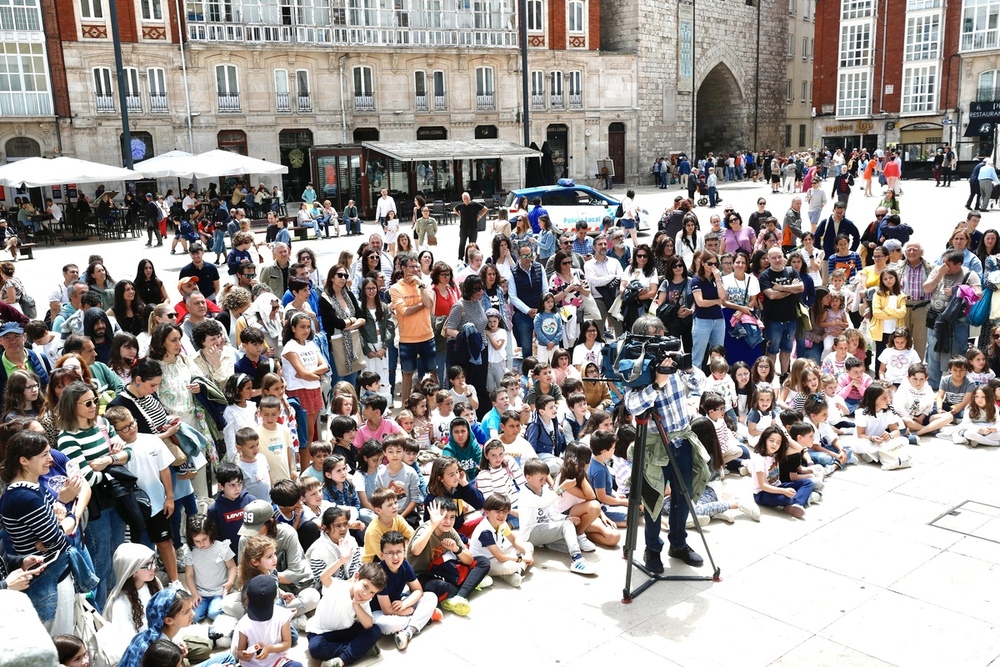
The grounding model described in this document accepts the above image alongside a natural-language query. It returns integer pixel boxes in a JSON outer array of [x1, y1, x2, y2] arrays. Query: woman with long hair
[[0, 261, 26, 315], [653, 235, 677, 279], [418, 250, 435, 285], [430, 261, 459, 385], [137, 303, 182, 358], [550, 248, 590, 347], [444, 275, 491, 419], [721, 251, 762, 367], [82, 307, 115, 364], [675, 217, 704, 268], [147, 324, 203, 461], [480, 262, 513, 366], [1, 370, 43, 422], [353, 247, 383, 298], [108, 280, 146, 337], [296, 247, 321, 286], [491, 233, 516, 279], [84, 261, 116, 311], [216, 285, 252, 346], [39, 367, 82, 446], [134, 259, 170, 306], [359, 276, 394, 400], [318, 265, 363, 388], [690, 250, 734, 369], [621, 243, 658, 331]]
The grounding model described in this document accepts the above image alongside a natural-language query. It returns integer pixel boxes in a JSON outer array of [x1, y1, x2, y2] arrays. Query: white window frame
[[904, 14, 940, 61], [147, 67, 167, 111], [216, 64, 238, 96], [788, 0, 795, 14], [530, 69, 544, 96], [841, 0, 872, 19], [907, 0, 941, 9], [801, 79, 808, 103], [980, 69, 1000, 100], [837, 70, 869, 116], [803, 0, 810, 19], [353, 65, 373, 96], [839, 23, 871, 67], [568, 0, 584, 33], [568, 70, 582, 96], [902, 63, 937, 112], [476, 66, 494, 97], [787, 34, 794, 57], [527, 0, 542, 31], [93, 66, 112, 96], [140, 0, 162, 21], [80, 0, 103, 19], [786, 79, 792, 102], [274, 69, 290, 111], [961, 0, 1000, 51], [414, 70, 426, 97]]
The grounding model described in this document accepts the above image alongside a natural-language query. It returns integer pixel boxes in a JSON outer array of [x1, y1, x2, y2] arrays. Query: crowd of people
[[1, 161, 998, 667]]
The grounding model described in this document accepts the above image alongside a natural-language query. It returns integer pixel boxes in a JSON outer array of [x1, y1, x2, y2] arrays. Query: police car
[[504, 180, 649, 234]]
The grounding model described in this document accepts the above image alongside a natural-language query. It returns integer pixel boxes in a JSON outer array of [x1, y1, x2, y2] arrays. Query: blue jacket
[[525, 412, 566, 457], [534, 311, 563, 347], [528, 206, 547, 234]]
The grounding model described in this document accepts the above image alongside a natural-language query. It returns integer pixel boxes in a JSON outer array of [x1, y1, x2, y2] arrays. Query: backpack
[[18, 292, 36, 319], [615, 202, 624, 219]]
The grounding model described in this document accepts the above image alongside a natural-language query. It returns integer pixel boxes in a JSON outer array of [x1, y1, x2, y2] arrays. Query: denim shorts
[[620, 217, 636, 229], [399, 338, 436, 374], [765, 319, 797, 354]]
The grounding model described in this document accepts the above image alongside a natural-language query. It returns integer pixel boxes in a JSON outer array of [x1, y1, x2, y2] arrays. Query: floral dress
[[551, 269, 586, 346]]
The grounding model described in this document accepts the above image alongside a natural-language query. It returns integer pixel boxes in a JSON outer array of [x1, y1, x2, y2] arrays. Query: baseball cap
[[244, 575, 276, 622], [239, 499, 276, 537], [145, 193, 153, 199], [0, 322, 24, 336]]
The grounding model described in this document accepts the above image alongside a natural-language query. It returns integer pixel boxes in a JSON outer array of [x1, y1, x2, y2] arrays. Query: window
[[785, 124, 792, 146], [786, 79, 792, 102], [839, 23, 871, 67], [980, 70, 1000, 101], [531, 69, 544, 109], [810, 37, 814, 59], [0, 41, 51, 115], [433, 70, 446, 110], [568, 70, 582, 107], [93, 66, 113, 112], [274, 69, 290, 112], [802, 36, 808, 59], [80, 0, 102, 19], [147, 67, 167, 112], [803, 0, 810, 19], [799, 124, 807, 147], [476, 65, 494, 109], [296, 70, 311, 111], [354, 65, 374, 110], [414, 71, 427, 111], [788, 0, 795, 14], [801, 79, 808, 103], [215, 63, 240, 112], [527, 0, 542, 31], [837, 70, 869, 116], [908, 0, 941, 8], [550, 70, 563, 107], [568, 0, 584, 32], [123, 67, 141, 113], [787, 34, 794, 57], [140, 0, 162, 20], [902, 64, 937, 112], [961, 0, 1000, 51], [841, 0, 872, 19], [905, 14, 940, 61], [0, 0, 41, 30]]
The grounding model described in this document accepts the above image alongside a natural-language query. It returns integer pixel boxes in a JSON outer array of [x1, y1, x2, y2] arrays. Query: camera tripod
[[621, 406, 721, 603]]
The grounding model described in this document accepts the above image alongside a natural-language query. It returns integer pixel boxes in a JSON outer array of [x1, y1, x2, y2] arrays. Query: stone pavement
[[14, 177, 998, 667]]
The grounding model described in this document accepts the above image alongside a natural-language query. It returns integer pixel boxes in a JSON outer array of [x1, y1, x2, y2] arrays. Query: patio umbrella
[[0, 156, 143, 188], [133, 150, 198, 178], [189, 150, 288, 179]]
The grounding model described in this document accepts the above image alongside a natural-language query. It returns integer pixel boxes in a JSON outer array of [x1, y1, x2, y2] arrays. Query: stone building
[[23, 0, 638, 213], [784, 0, 815, 152], [599, 0, 787, 172]]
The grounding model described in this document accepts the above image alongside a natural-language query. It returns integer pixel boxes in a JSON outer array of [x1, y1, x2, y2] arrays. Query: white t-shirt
[[855, 409, 901, 438], [487, 328, 507, 364], [281, 339, 322, 391], [431, 410, 454, 447], [878, 347, 921, 385], [879, 295, 900, 334], [234, 606, 294, 667], [572, 342, 604, 369], [748, 452, 778, 494], [892, 383, 936, 418], [722, 272, 760, 309], [307, 578, 368, 634], [123, 433, 173, 516], [110, 585, 151, 635]]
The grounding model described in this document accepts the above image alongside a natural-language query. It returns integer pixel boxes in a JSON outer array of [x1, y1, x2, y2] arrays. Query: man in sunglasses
[[544, 233, 584, 279]]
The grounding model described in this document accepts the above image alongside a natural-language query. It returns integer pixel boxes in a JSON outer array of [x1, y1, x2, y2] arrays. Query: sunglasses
[[335, 273, 349, 278], [561, 260, 572, 265], [704, 261, 718, 267], [166, 312, 178, 319], [78, 399, 97, 408], [636, 254, 649, 259]]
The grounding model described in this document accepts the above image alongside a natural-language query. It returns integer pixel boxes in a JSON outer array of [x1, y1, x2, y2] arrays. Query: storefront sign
[[966, 101, 1000, 137], [823, 121, 875, 134]]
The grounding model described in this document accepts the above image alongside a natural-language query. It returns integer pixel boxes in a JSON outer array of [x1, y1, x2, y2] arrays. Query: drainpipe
[[174, 0, 194, 152], [339, 55, 348, 144]]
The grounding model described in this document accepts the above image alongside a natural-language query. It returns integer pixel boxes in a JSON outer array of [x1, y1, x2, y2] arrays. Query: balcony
[[476, 94, 495, 110], [218, 93, 241, 113], [415, 94, 428, 111], [297, 95, 313, 112], [434, 94, 447, 111], [569, 93, 582, 109], [0, 91, 51, 117], [96, 94, 115, 113], [149, 93, 168, 113], [551, 93, 563, 108], [355, 94, 375, 111], [276, 92, 291, 112], [531, 94, 544, 110], [126, 94, 142, 114], [978, 86, 1000, 102], [185, 10, 518, 48]]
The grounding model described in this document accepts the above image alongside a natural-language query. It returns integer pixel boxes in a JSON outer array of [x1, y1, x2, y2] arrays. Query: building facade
[[783, 0, 814, 152], [812, 0, 960, 172], [34, 0, 637, 212]]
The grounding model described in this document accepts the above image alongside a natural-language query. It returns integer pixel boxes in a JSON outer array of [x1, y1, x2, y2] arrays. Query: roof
[[362, 139, 542, 162]]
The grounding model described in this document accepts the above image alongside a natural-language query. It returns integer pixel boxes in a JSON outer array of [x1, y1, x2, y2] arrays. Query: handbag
[[795, 301, 812, 337], [938, 270, 971, 324], [428, 233, 437, 246], [329, 329, 367, 376], [969, 284, 995, 326], [74, 594, 125, 667]]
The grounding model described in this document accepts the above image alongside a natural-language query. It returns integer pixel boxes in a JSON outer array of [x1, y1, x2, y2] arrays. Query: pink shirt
[[353, 417, 402, 449]]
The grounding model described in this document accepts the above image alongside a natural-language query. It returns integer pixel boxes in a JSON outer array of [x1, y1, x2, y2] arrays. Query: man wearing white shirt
[[182, 190, 197, 213], [508, 240, 548, 357], [45, 198, 62, 224], [584, 235, 624, 338], [48, 263, 79, 320], [375, 188, 396, 230]]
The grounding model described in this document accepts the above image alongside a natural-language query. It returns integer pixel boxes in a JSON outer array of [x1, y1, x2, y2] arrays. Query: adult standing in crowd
[[758, 247, 803, 373], [923, 250, 982, 387], [375, 188, 397, 230], [390, 252, 437, 400], [445, 275, 490, 419], [134, 259, 169, 306], [722, 251, 762, 366], [584, 235, 623, 339], [454, 192, 487, 263], [260, 242, 292, 297], [814, 201, 861, 258], [508, 240, 547, 357]]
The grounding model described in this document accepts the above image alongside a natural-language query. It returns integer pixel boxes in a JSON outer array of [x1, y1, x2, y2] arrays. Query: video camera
[[601, 333, 692, 388]]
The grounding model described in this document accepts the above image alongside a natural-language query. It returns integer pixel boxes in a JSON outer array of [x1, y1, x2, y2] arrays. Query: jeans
[[84, 506, 126, 613], [420, 555, 491, 600], [398, 339, 436, 377], [388, 343, 398, 395], [193, 594, 224, 622], [307, 623, 381, 664], [754, 479, 814, 508], [708, 186, 718, 207], [691, 316, 725, 370], [171, 492, 199, 549], [345, 217, 362, 234], [925, 318, 970, 387], [512, 310, 535, 358], [643, 436, 694, 553]]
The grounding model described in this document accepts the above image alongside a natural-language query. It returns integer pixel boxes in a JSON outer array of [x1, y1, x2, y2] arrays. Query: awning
[[965, 117, 999, 137], [362, 139, 541, 162]]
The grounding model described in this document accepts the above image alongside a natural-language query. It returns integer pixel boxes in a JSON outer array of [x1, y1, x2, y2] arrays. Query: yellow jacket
[[869, 291, 908, 340]]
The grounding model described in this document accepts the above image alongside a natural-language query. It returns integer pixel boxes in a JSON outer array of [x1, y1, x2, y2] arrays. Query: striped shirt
[[474, 457, 526, 507], [57, 418, 125, 487], [182, 539, 235, 597], [0, 481, 67, 555]]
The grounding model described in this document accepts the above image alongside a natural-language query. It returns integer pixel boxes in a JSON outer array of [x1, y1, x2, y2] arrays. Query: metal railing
[[434, 94, 447, 110], [551, 93, 563, 108], [96, 94, 115, 112], [218, 93, 241, 113], [415, 94, 428, 111], [476, 94, 495, 110], [126, 94, 142, 113], [355, 94, 375, 111], [297, 95, 312, 112], [569, 93, 582, 108], [149, 93, 168, 112], [531, 94, 544, 110], [276, 92, 291, 112]]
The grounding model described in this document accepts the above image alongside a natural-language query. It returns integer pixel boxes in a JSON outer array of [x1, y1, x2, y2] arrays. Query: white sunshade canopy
[[186, 150, 289, 178], [133, 150, 198, 178], [0, 156, 144, 188]]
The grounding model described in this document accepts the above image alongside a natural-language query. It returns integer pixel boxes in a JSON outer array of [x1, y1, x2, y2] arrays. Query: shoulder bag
[[323, 291, 367, 377]]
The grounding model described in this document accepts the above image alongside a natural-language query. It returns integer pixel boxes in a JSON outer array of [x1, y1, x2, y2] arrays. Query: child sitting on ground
[[374, 434, 423, 526], [469, 493, 534, 587], [748, 426, 814, 519], [837, 356, 873, 415], [893, 363, 953, 437], [586, 430, 628, 528], [305, 562, 385, 666], [303, 441, 332, 483], [851, 384, 912, 469], [372, 531, 442, 650], [937, 355, 974, 420], [183, 514, 236, 623], [362, 488, 415, 563], [234, 575, 300, 667]]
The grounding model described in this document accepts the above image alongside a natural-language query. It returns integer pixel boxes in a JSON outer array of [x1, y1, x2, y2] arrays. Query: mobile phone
[[33, 549, 61, 570]]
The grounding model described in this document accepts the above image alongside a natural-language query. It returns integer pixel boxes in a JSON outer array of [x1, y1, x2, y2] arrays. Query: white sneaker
[[824, 464, 838, 476], [720, 509, 738, 524], [809, 491, 823, 505], [502, 572, 523, 588], [810, 476, 825, 492], [686, 514, 711, 528], [737, 500, 761, 522], [476, 574, 494, 589], [576, 534, 597, 552], [291, 614, 308, 632], [569, 557, 597, 575]]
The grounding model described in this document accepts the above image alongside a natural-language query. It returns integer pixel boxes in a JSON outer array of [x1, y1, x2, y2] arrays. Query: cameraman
[[624, 314, 704, 574]]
